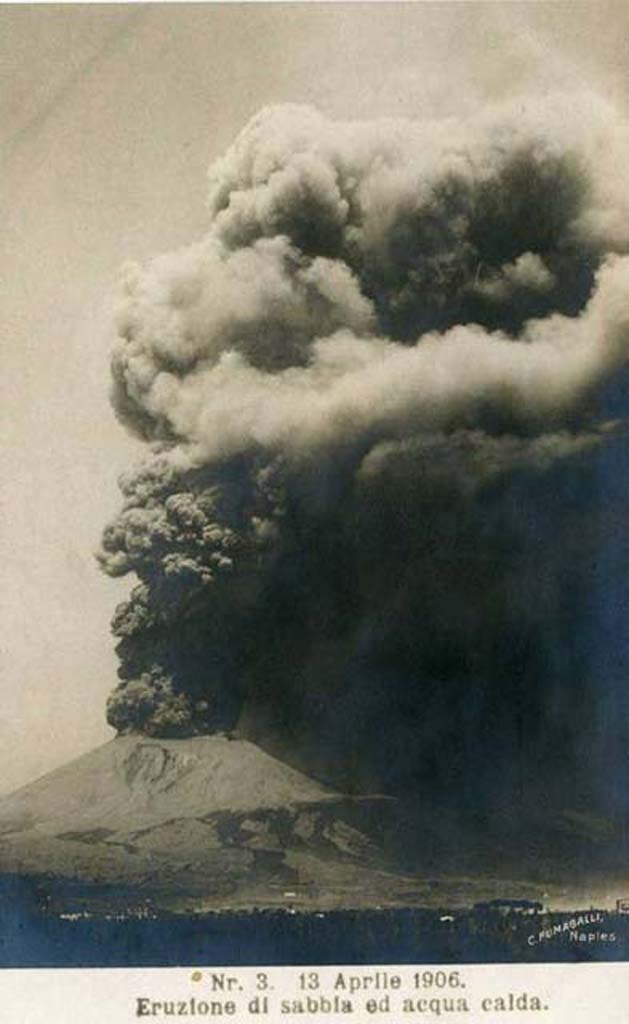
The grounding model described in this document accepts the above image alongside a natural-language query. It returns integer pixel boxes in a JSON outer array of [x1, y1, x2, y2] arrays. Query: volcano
[[0, 734, 419, 913], [1, 735, 627, 916]]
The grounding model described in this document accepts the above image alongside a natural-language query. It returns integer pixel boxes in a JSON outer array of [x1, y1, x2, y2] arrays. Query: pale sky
[[2, 1, 629, 794]]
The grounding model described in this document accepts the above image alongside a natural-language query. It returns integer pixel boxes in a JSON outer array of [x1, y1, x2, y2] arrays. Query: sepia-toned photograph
[[2, 1, 629, 978]]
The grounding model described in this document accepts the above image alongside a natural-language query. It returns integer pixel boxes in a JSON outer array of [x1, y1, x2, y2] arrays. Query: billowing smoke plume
[[100, 94, 629, 808]]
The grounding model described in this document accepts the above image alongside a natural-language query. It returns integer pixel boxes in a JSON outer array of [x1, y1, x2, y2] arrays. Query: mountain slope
[[0, 734, 410, 912], [0, 734, 338, 832]]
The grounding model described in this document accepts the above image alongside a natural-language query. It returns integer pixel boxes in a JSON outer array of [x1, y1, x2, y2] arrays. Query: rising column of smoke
[[99, 94, 629, 805]]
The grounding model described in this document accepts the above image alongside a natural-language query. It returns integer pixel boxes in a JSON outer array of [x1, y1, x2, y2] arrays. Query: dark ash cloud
[[99, 95, 629, 809]]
